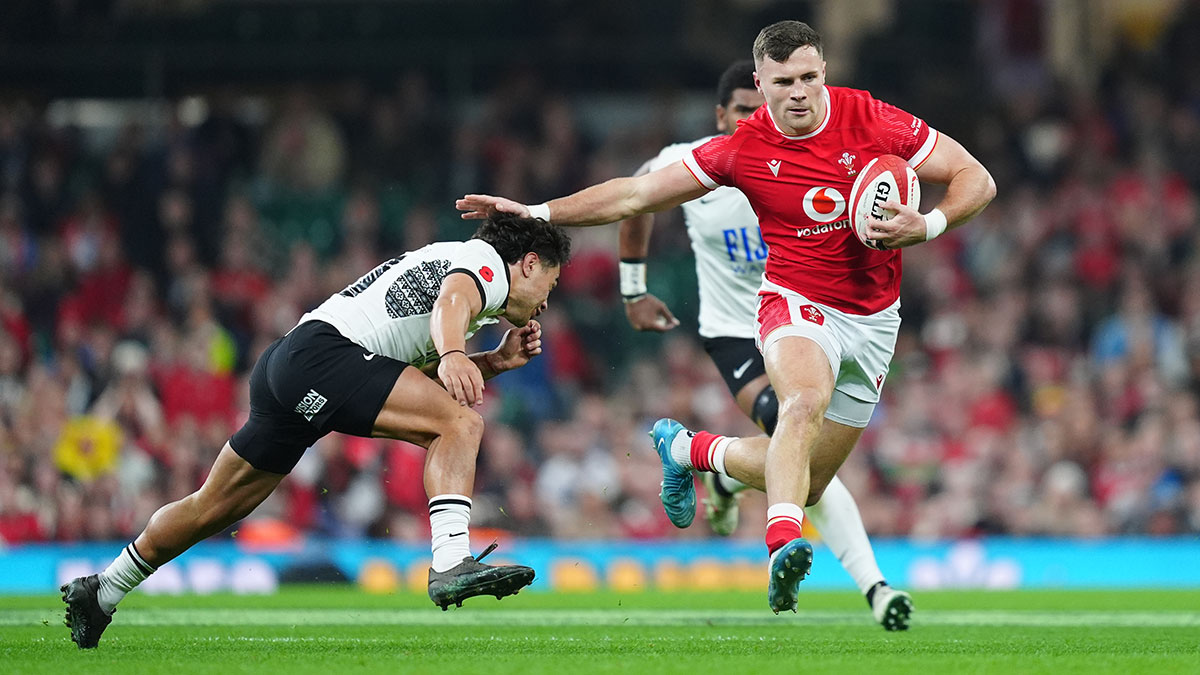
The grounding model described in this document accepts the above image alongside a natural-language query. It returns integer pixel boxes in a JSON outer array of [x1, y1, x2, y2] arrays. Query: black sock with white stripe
[[429, 495, 472, 573], [97, 542, 157, 614]]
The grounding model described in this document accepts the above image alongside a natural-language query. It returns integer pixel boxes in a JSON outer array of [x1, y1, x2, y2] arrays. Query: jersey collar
[[765, 86, 831, 140]]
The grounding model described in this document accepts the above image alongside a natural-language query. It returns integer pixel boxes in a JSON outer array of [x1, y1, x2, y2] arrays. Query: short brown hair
[[752, 20, 823, 64]]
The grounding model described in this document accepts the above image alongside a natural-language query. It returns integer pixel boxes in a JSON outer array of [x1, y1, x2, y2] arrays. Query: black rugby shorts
[[702, 336, 767, 399], [229, 320, 408, 474]]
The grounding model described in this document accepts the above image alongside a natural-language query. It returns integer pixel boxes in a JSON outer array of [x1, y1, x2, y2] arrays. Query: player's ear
[[523, 252, 540, 275], [715, 105, 728, 133]]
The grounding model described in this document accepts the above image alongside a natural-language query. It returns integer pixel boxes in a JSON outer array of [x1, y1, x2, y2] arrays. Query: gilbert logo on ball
[[847, 154, 920, 250]]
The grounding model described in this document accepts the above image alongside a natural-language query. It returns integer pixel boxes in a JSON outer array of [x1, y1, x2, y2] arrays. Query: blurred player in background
[[61, 215, 571, 648], [618, 59, 912, 629], [457, 20, 995, 614]]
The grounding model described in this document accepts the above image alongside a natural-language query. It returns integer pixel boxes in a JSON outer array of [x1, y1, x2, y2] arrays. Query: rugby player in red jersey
[[617, 60, 914, 629], [458, 20, 995, 614]]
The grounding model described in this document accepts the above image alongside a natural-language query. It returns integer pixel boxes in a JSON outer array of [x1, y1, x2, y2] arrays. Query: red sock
[[689, 431, 723, 472], [765, 503, 805, 555]]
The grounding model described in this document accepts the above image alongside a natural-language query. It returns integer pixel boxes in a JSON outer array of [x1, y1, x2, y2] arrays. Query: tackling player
[[61, 214, 571, 648], [457, 21, 995, 614], [618, 60, 912, 629]]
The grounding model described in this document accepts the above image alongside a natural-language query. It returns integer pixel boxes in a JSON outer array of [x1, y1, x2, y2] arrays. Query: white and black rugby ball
[[848, 154, 920, 250]]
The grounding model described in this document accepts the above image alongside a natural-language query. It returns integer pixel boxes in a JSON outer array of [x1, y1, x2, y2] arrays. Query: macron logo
[[767, 159, 782, 177]]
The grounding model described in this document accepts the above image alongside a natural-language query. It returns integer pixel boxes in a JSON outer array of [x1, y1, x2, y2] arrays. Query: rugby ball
[[848, 154, 920, 250]]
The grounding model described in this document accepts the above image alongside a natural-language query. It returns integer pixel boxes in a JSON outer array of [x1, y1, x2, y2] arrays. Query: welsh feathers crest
[[839, 151, 857, 177]]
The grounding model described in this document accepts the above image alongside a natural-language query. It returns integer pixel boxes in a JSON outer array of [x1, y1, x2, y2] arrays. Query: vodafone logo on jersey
[[479, 266, 494, 282], [802, 186, 847, 223]]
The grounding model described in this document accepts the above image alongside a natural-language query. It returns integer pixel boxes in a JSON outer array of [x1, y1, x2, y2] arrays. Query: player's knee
[[751, 385, 779, 435], [776, 388, 830, 428], [445, 407, 485, 444], [464, 409, 485, 441]]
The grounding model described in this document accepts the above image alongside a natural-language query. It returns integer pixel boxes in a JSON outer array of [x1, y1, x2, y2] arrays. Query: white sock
[[805, 476, 885, 594], [766, 501, 806, 528], [669, 431, 694, 469], [97, 543, 156, 614], [709, 436, 734, 475], [766, 502, 806, 560], [429, 494, 472, 573]]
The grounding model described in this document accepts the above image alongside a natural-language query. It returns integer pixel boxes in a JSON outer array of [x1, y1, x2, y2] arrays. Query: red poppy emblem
[[479, 266, 494, 282], [799, 305, 825, 325]]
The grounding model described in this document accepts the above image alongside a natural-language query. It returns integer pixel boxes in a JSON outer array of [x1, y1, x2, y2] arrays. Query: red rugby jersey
[[683, 85, 938, 315]]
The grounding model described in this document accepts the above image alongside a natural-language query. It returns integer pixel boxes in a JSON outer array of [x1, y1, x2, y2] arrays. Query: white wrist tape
[[527, 203, 551, 222], [619, 260, 647, 298], [924, 208, 948, 241]]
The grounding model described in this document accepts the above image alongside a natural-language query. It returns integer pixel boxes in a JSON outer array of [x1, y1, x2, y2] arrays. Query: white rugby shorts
[[754, 278, 901, 428]]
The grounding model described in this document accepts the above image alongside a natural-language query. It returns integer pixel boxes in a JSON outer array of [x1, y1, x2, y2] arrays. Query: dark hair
[[716, 60, 756, 106], [752, 20, 823, 64], [473, 213, 572, 267]]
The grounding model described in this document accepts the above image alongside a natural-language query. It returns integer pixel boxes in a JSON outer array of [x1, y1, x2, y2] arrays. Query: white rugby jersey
[[648, 136, 765, 339], [299, 239, 509, 367]]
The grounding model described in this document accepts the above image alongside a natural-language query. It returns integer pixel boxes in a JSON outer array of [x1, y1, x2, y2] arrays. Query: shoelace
[[473, 539, 499, 563]]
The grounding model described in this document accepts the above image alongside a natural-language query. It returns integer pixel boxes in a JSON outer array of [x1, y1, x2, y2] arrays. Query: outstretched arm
[[618, 160, 658, 260], [456, 160, 709, 227]]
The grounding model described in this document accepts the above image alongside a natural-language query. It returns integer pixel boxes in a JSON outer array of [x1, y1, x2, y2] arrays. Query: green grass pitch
[[3, 587, 1199, 674]]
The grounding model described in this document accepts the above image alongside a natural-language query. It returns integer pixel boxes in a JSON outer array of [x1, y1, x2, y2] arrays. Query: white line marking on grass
[[4, 609, 1200, 628]]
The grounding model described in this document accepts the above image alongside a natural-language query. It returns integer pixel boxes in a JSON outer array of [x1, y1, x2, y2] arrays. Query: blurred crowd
[[4, 4, 1200, 548]]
